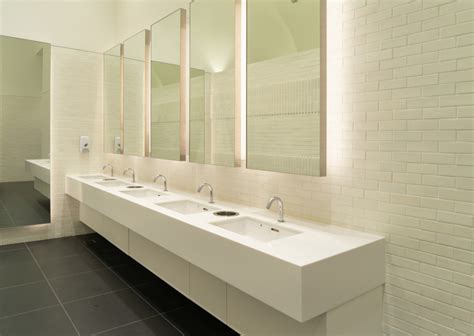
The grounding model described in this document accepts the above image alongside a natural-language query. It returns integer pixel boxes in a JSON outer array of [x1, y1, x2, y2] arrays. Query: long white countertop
[[25, 159, 51, 184], [66, 173, 385, 322]]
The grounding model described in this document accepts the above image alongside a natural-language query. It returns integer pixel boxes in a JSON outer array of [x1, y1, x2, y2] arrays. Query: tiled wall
[[247, 49, 321, 176], [123, 58, 145, 157], [151, 64, 181, 160], [189, 69, 236, 167], [107, 0, 474, 335], [0, 46, 103, 244], [103, 52, 122, 154], [0, 95, 42, 182], [0, 38, 50, 182]]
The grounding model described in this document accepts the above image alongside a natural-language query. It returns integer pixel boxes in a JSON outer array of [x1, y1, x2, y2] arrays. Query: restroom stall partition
[[0, 36, 51, 228]]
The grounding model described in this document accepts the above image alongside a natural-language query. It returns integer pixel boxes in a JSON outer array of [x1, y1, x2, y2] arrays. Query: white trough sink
[[157, 200, 218, 215], [96, 180, 130, 188], [121, 189, 166, 199], [211, 217, 301, 243]]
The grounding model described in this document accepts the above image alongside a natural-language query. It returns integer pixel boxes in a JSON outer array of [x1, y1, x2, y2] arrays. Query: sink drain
[[127, 185, 144, 189], [213, 211, 239, 217]]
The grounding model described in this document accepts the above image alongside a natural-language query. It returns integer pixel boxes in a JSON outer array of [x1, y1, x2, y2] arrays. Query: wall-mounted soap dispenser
[[114, 136, 122, 154], [79, 136, 90, 153]]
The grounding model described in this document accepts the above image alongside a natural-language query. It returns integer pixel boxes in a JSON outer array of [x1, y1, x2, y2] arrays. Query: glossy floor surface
[[0, 234, 239, 336], [0, 181, 50, 228]]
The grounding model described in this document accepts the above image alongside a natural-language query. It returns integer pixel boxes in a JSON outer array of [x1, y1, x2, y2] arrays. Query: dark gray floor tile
[[0, 242, 26, 254], [111, 263, 157, 287], [28, 236, 90, 261], [95, 315, 182, 336], [64, 288, 156, 335], [38, 252, 105, 279], [0, 281, 58, 318], [165, 303, 239, 336], [80, 234, 134, 267], [0, 181, 50, 227], [50, 268, 127, 303], [0, 306, 76, 336], [0, 261, 44, 288], [0, 249, 34, 266], [133, 279, 191, 313], [0, 209, 15, 228]]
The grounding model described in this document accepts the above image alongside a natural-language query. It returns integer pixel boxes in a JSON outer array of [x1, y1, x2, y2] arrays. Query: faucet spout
[[123, 168, 136, 183], [153, 174, 168, 191], [266, 196, 285, 222], [198, 183, 214, 204], [102, 164, 114, 177]]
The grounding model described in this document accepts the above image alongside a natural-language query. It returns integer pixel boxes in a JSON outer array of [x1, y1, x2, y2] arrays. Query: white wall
[[0, 0, 117, 52], [114, 0, 188, 49]]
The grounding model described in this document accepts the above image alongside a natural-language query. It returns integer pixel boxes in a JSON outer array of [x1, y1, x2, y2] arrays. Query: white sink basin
[[211, 217, 300, 243], [79, 175, 108, 180], [121, 189, 166, 198], [158, 200, 218, 215], [96, 180, 130, 187]]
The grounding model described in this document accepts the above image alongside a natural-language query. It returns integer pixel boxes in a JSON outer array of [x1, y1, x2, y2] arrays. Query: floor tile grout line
[[25, 244, 82, 336], [0, 279, 46, 291], [0, 303, 61, 321], [0, 199, 17, 227], [61, 287, 131, 305], [45, 264, 122, 282], [106, 269, 186, 336], [159, 309, 186, 336], [0, 243, 26, 254], [79, 238, 186, 336], [92, 313, 161, 336]]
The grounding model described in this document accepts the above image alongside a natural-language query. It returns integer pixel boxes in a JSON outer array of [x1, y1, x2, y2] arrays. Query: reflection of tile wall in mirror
[[104, 44, 122, 154], [0, 35, 51, 227], [150, 10, 183, 161], [246, 0, 324, 176], [189, 0, 237, 167], [123, 30, 147, 157]]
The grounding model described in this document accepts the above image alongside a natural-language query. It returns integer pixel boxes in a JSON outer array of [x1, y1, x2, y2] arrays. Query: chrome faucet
[[153, 174, 168, 191], [123, 168, 136, 183], [266, 196, 285, 222], [102, 164, 114, 176], [198, 183, 214, 203]]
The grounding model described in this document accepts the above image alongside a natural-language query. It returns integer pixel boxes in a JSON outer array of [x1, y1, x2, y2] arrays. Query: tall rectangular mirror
[[0, 36, 51, 227], [150, 10, 186, 161], [123, 30, 149, 157], [104, 44, 123, 154], [189, 0, 241, 167], [247, 0, 326, 176]]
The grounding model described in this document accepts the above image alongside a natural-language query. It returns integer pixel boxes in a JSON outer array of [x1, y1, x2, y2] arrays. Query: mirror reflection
[[104, 44, 122, 154], [189, 0, 238, 167], [151, 10, 185, 161], [123, 30, 147, 157], [247, 0, 325, 176], [0, 36, 51, 227]]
